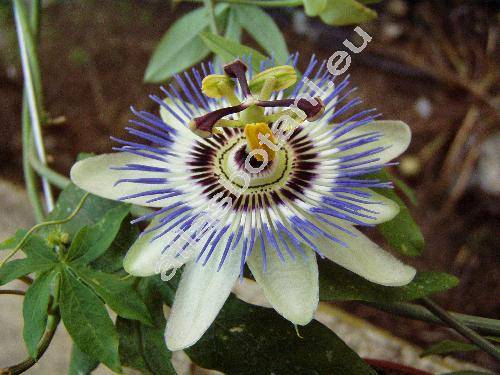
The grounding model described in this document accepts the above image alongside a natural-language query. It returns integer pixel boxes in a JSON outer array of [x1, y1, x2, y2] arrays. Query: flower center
[[189, 59, 325, 159], [214, 133, 292, 193]]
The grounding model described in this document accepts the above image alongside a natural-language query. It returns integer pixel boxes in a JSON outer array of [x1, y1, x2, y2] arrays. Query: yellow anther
[[244, 122, 277, 162], [249, 65, 297, 94], [201, 74, 236, 99]]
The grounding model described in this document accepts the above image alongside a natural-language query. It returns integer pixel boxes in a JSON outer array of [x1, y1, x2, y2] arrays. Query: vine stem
[[204, 0, 219, 35], [22, 101, 44, 222], [366, 301, 500, 336], [19, 0, 44, 223], [0, 290, 25, 296], [420, 297, 500, 361], [30, 155, 70, 190], [13, 0, 54, 213], [1, 288, 61, 375], [0, 193, 89, 268], [1, 259, 61, 374]]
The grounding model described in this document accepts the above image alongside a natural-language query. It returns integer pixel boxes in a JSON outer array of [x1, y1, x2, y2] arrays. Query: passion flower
[[70, 55, 415, 350]]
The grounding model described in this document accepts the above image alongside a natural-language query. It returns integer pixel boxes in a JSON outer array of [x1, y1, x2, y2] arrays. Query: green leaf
[[144, 5, 229, 82], [19, 231, 58, 262], [116, 278, 175, 374], [0, 230, 26, 250], [116, 318, 152, 374], [233, 5, 288, 64], [150, 273, 180, 307], [91, 218, 140, 273], [304, 0, 327, 17], [319, 261, 459, 303], [68, 344, 99, 375], [136, 278, 176, 374], [420, 340, 479, 358], [59, 268, 121, 373], [22, 270, 57, 358], [73, 266, 153, 326], [0, 258, 55, 286], [43, 183, 123, 238], [224, 7, 242, 41], [371, 171, 425, 256], [319, 0, 377, 26], [66, 204, 130, 265], [187, 296, 375, 374], [199, 31, 267, 72]]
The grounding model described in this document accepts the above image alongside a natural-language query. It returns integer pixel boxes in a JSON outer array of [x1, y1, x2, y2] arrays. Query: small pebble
[[478, 133, 500, 195], [415, 97, 433, 119], [382, 22, 404, 41]]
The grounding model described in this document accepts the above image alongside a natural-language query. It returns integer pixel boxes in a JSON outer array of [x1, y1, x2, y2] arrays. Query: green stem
[[0, 193, 89, 268], [367, 301, 500, 336], [2, 278, 61, 374], [30, 156, 70, 190], [14, 0, 54, 213], [204, 0, 219, 35], [0, 289, 25, 296], [22, 100, 44, 222], [420, 297, 500, 361]]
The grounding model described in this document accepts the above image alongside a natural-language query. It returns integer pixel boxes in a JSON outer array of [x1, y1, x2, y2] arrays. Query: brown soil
[[0, 0, 498, 371]]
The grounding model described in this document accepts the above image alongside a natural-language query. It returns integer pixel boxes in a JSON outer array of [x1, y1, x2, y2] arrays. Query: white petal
[[165, 236, 240, 350], [317, 223, 416, 286], [247, 239, 319, 325], [123, 219, 194, 277], [334, 188, 399, 225], [335, 120, 411, 165], [70, 153, 168, 207]]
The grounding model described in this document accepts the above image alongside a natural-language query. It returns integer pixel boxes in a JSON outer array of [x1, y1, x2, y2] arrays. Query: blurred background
[[0, 0, 498, 372]]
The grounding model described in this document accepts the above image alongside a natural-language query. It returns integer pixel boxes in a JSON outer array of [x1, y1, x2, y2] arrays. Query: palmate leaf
[[72, 266, 153, 325], [22, 270, 57, 358], [186, 296, 376, 374], [0, 229, 26, 250], [116, 277, 175, 374], [232, 4, 289, 63], [199, 31, 268, 72], [66, 204, 130, 265], [59, 268, 121, 373], [42, 183, 123, 238], [0, 233, 57, 286], [0, 257, 54, 286], [144, 4, 229, 83], [90, 218, 140, 273], [319, 261, 458, 303]]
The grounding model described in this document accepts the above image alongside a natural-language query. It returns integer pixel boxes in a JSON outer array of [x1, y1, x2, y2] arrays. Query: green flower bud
[[201, 74, 235, 98], [249, 65, 297, 94], [304, 0, 327, 17], [60, 232, 70, 245]]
